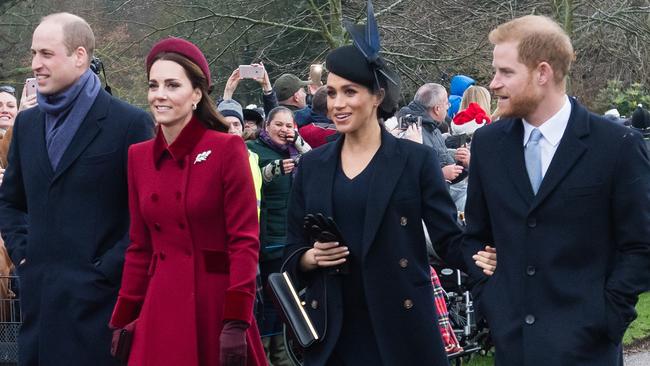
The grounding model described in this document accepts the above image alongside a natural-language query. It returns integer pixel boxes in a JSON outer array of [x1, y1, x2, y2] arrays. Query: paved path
[[624, 350, 650, 366]]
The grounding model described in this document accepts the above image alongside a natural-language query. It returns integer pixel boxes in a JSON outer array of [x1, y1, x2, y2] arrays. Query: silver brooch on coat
[[194, 150, 212, 164]]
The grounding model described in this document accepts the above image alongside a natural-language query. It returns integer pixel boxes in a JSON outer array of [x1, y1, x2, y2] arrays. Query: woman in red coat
[[109, 38, 267, 366]]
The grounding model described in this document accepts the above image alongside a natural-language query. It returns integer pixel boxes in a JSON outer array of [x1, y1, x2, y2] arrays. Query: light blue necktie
[[525, 128, 543, 194]]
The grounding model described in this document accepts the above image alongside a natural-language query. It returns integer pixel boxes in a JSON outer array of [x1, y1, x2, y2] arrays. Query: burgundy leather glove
[[220, 320, 248, 366], [110, 320, 136, 363]]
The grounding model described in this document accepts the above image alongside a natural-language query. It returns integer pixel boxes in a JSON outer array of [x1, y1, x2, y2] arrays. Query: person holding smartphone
[[246, 106, 310, 365]]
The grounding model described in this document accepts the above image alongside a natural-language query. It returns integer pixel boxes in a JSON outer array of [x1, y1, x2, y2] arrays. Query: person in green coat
[[246, 106, 311, 365]]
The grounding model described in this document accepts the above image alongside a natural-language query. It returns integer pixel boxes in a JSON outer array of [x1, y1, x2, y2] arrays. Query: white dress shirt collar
[[522, 96, 572, 147]]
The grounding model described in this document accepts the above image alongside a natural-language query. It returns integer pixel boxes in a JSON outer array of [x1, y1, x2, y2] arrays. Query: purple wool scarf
[[37, 69, 101, 170]]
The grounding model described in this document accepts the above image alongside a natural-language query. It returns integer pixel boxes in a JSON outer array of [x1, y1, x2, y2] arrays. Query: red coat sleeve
[[220, 136, 261, 324], [110, 145, 153, 328]]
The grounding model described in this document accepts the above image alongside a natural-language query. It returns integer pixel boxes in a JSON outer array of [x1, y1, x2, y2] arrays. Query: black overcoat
[[0, 89, 153, 366], [284, 129, 464, 366], [462, 99, 650, 366]]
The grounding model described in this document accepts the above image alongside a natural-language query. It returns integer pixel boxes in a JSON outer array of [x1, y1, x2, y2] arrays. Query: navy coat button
[[525, 314, 535, 325], [154, 223, 161, 231], [400, 217, 408, 226], [311, 300, 318, 309], [403, 299, 414, 309], [93, 259, 101, 267], [527, 218, 537, 228], [526, 266, 536, 276], [399, 258, 408, 268]]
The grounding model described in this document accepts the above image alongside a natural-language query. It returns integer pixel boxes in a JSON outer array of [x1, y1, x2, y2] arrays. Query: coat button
[[403, 299, 414, 310], [399, 258, 408, 268], [154, 223, 161, 231], [527, 217, 537, 228], [400, 217, 408, 226], [151, 193, 159, 202], [159, 251, 166, 260], [176, 192, 182, 200], [311, 300, 318, 309], [179, 222, 186, 229], [525, 314, 535, 325], [526, 266, 536, 276]]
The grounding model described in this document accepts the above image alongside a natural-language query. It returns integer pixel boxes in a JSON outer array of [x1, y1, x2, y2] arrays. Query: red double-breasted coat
[[110, 117, 267, 366]]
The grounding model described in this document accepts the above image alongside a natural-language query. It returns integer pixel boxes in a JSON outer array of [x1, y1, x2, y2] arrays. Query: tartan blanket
[[430, 266, 463, 354]]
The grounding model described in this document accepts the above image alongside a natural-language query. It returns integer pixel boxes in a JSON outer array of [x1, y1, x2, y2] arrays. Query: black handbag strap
[[280, 247, 311, 273]]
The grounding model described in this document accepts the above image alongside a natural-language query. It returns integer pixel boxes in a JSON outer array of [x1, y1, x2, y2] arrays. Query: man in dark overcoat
[[0, 13, 152, 365], [464, 15, 650, 366]]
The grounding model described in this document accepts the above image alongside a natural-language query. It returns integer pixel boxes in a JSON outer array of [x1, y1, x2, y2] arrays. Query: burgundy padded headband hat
[[146, 37, 212, 89]]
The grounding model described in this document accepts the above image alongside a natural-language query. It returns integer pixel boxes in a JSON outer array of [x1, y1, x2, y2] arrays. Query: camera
[[90, 56, 103, 75], [398, 114, 422, 130]]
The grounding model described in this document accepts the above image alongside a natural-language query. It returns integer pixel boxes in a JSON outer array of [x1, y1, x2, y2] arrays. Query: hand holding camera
[[455, 147, 470, 168], [281, 129, 295, 144]]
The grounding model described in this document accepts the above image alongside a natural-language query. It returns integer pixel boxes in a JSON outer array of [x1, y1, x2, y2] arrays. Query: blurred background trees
[[0, 0, 648, 114]]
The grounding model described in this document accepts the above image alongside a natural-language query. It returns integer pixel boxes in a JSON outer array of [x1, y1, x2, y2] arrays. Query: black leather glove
[[219, 320, 248, 366], [304, 213, 349, 274]]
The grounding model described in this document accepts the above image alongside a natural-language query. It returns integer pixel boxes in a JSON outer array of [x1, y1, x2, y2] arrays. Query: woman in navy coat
[[281, 15, 490, 363]]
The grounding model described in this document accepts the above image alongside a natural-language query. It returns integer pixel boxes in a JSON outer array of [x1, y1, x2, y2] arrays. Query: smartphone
[[25, 78, 38, 97], [309, 64, 323, 86], [458, 133, 467, 147], [239, 65, 264, 79], [399, 115, 421, 130]]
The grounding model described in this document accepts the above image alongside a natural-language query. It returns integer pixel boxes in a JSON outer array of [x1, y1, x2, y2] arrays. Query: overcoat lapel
[[52, 91, 110, 182], [361, 130, 406, 259], [31, 109, 55, 180], [529, 101, 588, 212], [498, 119, 534, 205]]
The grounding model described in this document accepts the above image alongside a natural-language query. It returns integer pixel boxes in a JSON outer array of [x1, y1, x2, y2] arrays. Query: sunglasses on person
[[0, 86, 16, 96]]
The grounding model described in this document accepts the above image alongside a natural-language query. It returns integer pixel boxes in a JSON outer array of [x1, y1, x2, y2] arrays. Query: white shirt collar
[[522, 96, 572, 146]]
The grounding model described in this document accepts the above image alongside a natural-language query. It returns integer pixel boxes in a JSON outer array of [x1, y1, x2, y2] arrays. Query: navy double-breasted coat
[[284, 129, 465, 366], [0, 89, 153, 365], [462, 99, 650, 366]]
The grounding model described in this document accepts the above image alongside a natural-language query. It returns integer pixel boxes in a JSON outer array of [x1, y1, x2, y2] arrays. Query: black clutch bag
[[268, 269, 320, 348], [110, 320, 136, 364]]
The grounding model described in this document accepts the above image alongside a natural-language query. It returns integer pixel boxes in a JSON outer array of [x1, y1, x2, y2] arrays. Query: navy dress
[[328, 152, 383, 366]]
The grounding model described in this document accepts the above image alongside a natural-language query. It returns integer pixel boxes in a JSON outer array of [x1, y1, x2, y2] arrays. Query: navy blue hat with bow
[[326, 0, 400, 119]]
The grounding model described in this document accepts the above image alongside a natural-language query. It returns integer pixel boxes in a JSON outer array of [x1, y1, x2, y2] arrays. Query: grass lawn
[[465, 292, 650, 366], [623, 291, 650, 346]]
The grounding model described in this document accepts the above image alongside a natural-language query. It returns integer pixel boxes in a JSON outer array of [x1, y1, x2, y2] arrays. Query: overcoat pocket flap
[[202, 249, 230, 273]]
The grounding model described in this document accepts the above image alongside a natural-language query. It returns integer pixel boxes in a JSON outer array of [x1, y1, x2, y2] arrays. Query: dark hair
[[312, 86, 328, 115], [147, 52, 228, 133], [265, 106, 294, 126]]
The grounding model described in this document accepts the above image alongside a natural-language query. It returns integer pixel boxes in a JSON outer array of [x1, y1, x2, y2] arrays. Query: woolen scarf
[[38, 69, 101, 169]]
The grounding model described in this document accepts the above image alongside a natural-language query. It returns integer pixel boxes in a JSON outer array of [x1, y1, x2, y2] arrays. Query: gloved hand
[[219, 320, 248, 366], [304, 213, 348, 274]]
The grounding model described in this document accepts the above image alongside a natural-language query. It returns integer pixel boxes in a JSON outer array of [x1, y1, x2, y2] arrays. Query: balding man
[[0, 13, 152, 365], [397, 83, 470, 211]]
